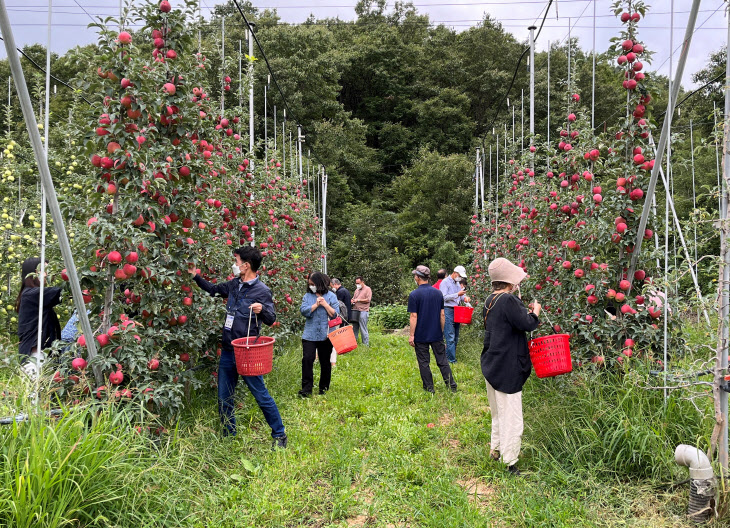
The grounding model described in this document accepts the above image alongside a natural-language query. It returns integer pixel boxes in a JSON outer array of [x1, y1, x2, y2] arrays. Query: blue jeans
[[218, 348, 285, 438], [353, 311, 369, 345], [444, 307, 461, 363]]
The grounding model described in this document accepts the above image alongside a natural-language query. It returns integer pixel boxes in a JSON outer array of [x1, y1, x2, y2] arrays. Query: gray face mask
[[309, 285, 317, 293], [231, 264, 241, 277]]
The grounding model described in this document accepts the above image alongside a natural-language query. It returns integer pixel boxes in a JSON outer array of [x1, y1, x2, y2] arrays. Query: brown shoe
[[490, 450, 500, 461]]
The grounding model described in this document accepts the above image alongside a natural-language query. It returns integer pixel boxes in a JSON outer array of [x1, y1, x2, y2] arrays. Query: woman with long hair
[[16, 257, 63, 364], [299, 271, 339, 397]]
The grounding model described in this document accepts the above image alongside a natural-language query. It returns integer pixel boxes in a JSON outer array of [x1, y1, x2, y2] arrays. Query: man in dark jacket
[[331, 278, 352, 322], [189, 246, 287, 448]]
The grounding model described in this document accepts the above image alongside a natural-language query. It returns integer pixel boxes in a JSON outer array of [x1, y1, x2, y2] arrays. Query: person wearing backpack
[[481, 258, 541, 476]]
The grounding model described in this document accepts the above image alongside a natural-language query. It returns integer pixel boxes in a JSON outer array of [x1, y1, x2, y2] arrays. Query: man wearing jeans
[[439, 265, 471, 364], [351, 276, 372, 346], [407, 265, 457, 393], [189, 246, 287, 449]]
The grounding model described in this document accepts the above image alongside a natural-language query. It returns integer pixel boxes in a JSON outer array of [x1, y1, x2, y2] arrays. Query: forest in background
[[0, 0, 726, 304]]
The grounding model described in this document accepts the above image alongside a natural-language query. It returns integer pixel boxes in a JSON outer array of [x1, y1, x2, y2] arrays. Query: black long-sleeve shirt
[[481, 293, 540, 394], [17, 286, 62, 357], [193, 275, 276, 351], [336, 286, 352, 321]]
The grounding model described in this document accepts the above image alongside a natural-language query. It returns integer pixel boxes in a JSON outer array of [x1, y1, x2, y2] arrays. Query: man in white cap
[[407, 265, 457, 393], [439, 265, 470, 363]]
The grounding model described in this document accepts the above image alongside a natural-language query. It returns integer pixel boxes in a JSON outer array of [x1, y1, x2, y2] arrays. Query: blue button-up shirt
[[300, 291, 340, 342], [439, 276, 464, 308]]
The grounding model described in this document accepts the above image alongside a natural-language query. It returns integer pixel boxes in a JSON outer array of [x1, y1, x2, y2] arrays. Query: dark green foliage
[[370, 304, 410, 329]]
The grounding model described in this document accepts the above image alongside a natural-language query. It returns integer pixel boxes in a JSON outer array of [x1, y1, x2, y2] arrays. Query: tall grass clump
[[524, 365, 713, 482], [0, 403, 183, 528]]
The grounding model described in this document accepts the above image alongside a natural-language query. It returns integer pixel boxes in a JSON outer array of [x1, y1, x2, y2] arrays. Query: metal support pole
[[248, 26, 254, 160], [591, 0, 596, 129], [520, 89, 524, 152], [495, 134, 499, 223], [221, 18, 225, 114], [567, 17, 571, 88], [716, 101, 723, 215], [475, 148, 480, 215], [528, 25, 535, 170], [0, 0, 101, 383], [480, 149, 485, 223], [547, 41, 551, 145], [690, 120, 698, 277], [264, 76, 269, 163], [718, 0, 730, 475], [274, 105, 277, 152], [238, 40, 242, 109], [36, 0, 52, 361], [627, 0, 701, 283], [297, 125, 303, 183], [322, 168, 328, 274], [282, 109, 286, 175]]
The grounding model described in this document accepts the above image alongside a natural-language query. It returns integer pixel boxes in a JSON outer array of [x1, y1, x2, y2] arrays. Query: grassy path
[[157, 329, 705, 527], [1, 328, 716, 527]]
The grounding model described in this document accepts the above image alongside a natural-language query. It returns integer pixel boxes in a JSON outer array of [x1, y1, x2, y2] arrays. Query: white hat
[[453, 265, 467, 278]]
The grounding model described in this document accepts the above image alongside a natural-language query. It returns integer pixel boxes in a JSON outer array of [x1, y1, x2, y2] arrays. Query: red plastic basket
[[528, 333, 572, 378], [453, 306, 474, 324], [231, 336, 275, 376], [329, 325, 358, 355]]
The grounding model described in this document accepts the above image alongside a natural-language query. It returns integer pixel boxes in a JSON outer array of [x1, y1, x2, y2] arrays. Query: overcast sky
[[0, 0, 726, 89]]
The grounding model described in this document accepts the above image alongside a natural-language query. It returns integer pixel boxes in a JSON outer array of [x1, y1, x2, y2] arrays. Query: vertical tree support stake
[[0, 0, 101, 384]]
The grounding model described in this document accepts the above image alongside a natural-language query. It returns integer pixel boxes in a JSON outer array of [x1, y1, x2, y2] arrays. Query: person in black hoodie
[[189, 246, 287, 448], [481, 258, 541, 476], [16, 257, 62, 375]]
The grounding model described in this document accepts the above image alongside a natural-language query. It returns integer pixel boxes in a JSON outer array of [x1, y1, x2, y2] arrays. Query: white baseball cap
[[453, 265, 467, 278]]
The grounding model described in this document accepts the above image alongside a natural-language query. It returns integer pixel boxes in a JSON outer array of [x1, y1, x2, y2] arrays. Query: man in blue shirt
[[407, 265, 457, 393], [189, 246, 287, 449], [439, 265, 471, 364]]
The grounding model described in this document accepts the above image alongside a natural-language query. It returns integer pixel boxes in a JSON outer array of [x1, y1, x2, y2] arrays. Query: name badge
[[224, 313, 235, 330]]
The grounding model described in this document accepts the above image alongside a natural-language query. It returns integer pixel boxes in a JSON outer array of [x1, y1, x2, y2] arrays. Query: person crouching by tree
[[16, 257, 62, 379], [407, 265, 457, 394], [299, 272, 339, 397], [188, 246, 287, 449], [481, 258, 540, 476]]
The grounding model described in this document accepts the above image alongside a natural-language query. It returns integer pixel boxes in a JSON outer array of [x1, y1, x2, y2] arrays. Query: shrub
[[370, 304, 410, 330]]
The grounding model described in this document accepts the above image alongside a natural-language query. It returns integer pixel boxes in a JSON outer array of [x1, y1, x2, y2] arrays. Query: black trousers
[[414, 341, 457, 392], [302, 339, 333, 394]]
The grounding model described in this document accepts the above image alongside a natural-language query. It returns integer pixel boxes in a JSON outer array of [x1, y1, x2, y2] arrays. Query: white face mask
[[356, 284, 362, 290], [232, 264, 241, 277], [309, 285, 317, 293]]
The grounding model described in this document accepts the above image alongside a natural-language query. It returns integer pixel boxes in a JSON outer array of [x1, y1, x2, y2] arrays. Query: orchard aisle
[[158, 328, 702, 528]]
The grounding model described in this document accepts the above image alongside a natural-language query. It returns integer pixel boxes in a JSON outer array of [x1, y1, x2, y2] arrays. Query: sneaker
[[297, 390, 311, 398], [507, 465, 522, 477], [272, 435, 288, 450], [450, 386, 458, 393], [490, 450, 500, 461], [319, 389, 328, 396], [425, 388, 435, 394]]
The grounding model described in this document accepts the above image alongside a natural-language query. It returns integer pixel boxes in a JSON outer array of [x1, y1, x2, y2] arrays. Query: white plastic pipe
[[675, 444, 714, 480]]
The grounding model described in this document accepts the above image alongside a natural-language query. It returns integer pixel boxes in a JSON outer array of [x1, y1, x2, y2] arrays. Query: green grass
[[0, 327, 725, 527]]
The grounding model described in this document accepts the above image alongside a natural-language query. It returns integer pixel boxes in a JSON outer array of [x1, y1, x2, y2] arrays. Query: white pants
[[486, 379, 523, 466]]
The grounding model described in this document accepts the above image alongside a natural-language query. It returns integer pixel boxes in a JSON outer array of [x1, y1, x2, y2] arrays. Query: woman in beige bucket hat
[[481, 258, 541, 476]]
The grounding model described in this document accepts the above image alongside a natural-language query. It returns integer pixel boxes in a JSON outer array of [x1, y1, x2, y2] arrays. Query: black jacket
[[481, 293, 539, 394], [194, 275, 276, 350], [336, 286, 352, 321], [17, 286, 62, 357]]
